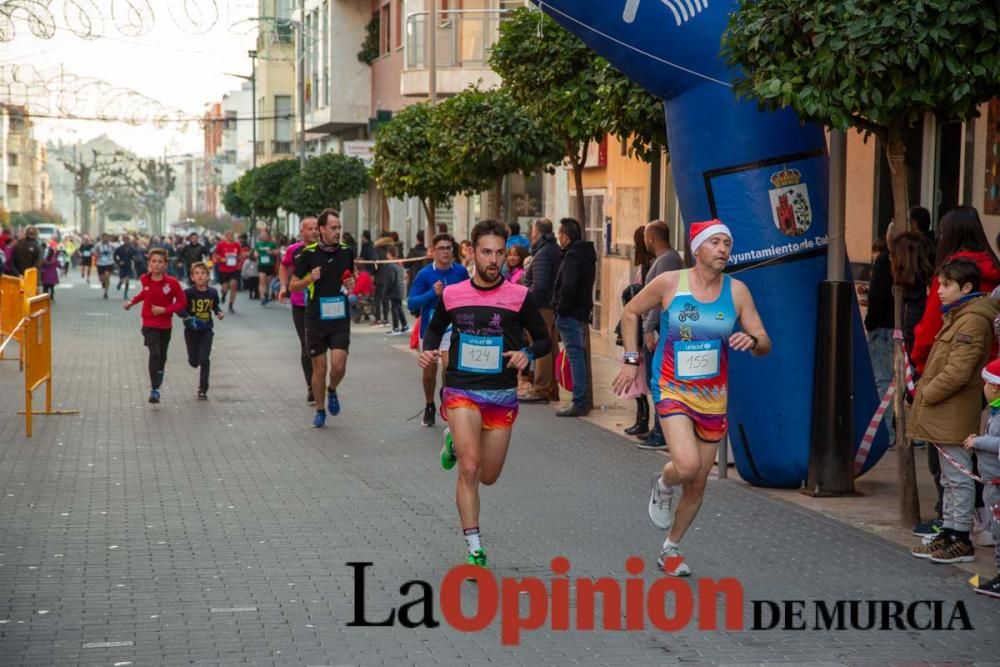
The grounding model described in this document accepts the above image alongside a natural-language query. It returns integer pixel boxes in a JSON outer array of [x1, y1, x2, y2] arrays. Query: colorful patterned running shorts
[[654, 397, 727, 444], [440, 387, 519, 431]]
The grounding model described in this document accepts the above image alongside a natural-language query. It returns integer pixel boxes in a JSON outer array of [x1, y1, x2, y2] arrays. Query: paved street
[[1, 275, 998, 666]]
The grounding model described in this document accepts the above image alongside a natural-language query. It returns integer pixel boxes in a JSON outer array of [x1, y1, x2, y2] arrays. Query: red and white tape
[[854, 378, 895, 473], [934, 444, 1000, 485]]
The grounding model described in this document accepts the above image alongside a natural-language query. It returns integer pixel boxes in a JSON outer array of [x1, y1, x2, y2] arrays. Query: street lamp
[[248, 49, 258, 171]]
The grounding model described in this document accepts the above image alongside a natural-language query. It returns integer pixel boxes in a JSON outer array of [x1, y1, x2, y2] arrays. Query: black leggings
[[184, 329, 213, 391], [389, 298, 407, 329], [142, 327, 172, 390], [292, 306, 312, 387]]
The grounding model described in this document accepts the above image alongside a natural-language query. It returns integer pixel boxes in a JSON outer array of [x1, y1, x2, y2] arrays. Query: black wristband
[[747, 333, 759, 350], [623, 357, 640, 366]]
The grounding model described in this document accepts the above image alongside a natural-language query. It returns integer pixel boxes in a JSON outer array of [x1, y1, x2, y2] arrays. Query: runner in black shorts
[[94, 233, 116, 298], [417, 219, 552, 567], [290, 208, 356, 428]]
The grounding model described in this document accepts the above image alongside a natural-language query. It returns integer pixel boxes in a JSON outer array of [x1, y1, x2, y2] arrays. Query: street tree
[[371, 102, 460, 242], [724, 0, 1000, 229], [223, 178, 252, 218], [598, 64, 668, 163], [436, 87, 564, 220], [239, 158, 299, 229], [280, 152, 370, 218], [489, 7, 606, 224]]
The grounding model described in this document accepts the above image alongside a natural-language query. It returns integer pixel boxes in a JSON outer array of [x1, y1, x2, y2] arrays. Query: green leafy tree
[[222, 178, 252, 218], [598, 64, 668, 163], [280, 152, 370, 218], [436, 87, 564, 220], [724, 0, 1000, 229], [371, 102, 461, 243], [490, 7, 607, 223], [239, 158, 300, 222]]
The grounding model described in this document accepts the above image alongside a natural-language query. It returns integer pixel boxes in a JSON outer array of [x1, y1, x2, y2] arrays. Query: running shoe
[[261, 297, 270, 306], [440, 428, 457, 471], [648, 474, 676, 531], [422, 403, 436, 427], [313, 410, 326, 428], [148, 389, 160, 404], [466, 549, 488, 568], [228, 304, 235, 314], [976, 574, 1000, 599], [197, 390, 207, 400], [911, 517, 943, 537], [307, 388, 315, 405], [327, 389, 340, 416], [656, 543, 691, 577]]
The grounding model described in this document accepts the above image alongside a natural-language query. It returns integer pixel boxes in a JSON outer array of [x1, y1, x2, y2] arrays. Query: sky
[[1, 0, 269, 157]]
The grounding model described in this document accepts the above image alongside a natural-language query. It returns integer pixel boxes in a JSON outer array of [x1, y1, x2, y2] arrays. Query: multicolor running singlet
[[651, 270, 737, 421]]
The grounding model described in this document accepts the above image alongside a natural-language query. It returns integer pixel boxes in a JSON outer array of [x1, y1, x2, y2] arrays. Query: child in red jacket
[[124, 248, 187, 403]]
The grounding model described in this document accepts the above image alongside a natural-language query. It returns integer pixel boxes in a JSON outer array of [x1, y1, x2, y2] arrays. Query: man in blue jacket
[[407, 233, 470, 426]]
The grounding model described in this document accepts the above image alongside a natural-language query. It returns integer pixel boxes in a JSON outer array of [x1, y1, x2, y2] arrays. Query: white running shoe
[[656, 543, 691, 577], [648, 474, 677, 530], [972, 513, 995, 547]]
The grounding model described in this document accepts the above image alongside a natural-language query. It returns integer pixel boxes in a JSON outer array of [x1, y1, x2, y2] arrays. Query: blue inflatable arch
[[534, 0, 888, 487]]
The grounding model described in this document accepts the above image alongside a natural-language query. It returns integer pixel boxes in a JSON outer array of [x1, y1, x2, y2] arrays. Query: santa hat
[[689, 219, 732, 255], [982, 359, 1000, 385]]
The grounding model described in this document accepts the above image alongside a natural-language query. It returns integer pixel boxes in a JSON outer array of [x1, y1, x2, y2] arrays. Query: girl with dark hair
[[890, 231, 934, 352], [912, 206, 1000, 373], [620, 224, 653, 437]]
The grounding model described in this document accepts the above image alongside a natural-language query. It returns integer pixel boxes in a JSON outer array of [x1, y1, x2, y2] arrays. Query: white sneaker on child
[[972, 508, 995, 547]]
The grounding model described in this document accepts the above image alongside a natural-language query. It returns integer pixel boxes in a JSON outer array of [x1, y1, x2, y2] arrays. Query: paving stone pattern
[[0, 278, 997, 666]]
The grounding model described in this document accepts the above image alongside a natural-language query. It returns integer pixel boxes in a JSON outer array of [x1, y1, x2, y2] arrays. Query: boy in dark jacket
[[909, 259, 1000, 564]]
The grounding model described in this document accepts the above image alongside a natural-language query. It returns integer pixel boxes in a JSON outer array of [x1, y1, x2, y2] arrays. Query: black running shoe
[[976, 574, 1000, 599], [197, 390, 207, 400], [422, 403, 436, 427], [307, 388, 315, 404]]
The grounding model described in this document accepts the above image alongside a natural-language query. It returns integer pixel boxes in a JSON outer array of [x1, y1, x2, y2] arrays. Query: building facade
[[1, 104, 50, 214], [256, 0, 297, 166]]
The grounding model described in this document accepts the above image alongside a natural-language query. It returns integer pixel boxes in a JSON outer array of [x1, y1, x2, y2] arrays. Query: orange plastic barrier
[[17, 294, 79, 437], [0, 273, 28, 365]]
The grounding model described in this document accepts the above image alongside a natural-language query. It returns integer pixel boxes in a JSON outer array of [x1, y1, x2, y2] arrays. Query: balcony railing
[[404, 9, 510, 71]]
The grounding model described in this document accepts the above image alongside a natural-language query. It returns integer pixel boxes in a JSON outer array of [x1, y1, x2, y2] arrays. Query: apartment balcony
[[401, 9, 507, 98]]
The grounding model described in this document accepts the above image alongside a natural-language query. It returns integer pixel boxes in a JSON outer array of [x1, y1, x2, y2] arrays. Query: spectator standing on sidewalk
[[910, 206, 1000, 541], [10, 226, 43, 278], [964, 359, 1000, 598], [518, 218, 562, 404], [40, 243, 59, 300], [635, 221, 684, 448], [506, 221, 530, 250], [406, 230, 431, 294], [909, 258, 999, 565], [620, 224, 653, 436], [372, 233, 396, 326], [864, 231, 896, 449], [553, 218, 597, 417], [384, 245, 409, 335]]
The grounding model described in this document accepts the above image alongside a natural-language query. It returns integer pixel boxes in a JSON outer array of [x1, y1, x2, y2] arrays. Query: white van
[[34, 224, 61, 244]]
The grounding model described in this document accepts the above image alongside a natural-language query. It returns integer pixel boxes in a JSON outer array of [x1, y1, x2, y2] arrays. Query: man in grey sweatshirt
[[636, 220, 684, 450]]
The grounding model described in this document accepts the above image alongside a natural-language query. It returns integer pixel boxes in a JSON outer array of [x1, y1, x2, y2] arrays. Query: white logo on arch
[[623, 0, 709, 27]]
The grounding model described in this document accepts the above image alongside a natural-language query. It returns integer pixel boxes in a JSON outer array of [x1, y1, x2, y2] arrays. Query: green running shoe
[[440, 427, 456, 470], [466, 549, 488, 568]]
